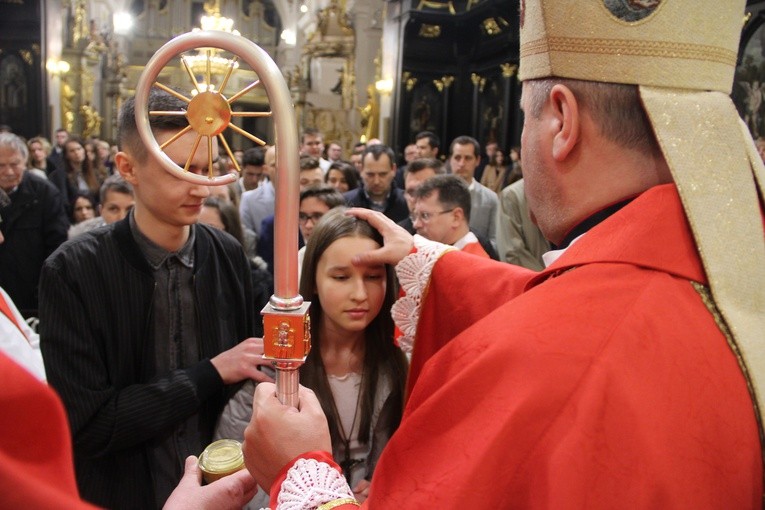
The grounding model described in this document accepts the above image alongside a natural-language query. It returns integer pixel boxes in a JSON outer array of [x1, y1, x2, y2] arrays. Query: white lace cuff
[[391, 235, 455, 353], [274, 458, 355, 510]]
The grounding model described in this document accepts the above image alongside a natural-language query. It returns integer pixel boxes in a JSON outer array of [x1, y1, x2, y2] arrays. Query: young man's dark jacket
[[39, 217, 256, 509]]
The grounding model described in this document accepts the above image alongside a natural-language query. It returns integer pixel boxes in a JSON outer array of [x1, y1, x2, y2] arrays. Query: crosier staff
[[133, 30, 310, 407]]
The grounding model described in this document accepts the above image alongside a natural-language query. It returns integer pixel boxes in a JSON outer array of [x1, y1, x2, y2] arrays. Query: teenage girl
[[215, 208, 408, 503]]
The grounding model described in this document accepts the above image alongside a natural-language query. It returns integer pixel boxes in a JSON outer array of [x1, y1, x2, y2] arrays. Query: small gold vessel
[[198, 439, 245, 484]]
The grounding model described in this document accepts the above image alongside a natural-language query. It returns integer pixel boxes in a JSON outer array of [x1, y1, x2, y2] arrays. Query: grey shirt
[[130, 213, 203, 507]]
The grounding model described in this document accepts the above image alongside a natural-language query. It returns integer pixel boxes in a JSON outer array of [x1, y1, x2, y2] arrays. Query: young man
[[449, 135, 498, 250], [245, 1, 765, 508], [39, 89, 271, 509], [67, 174, 136, 239], [256, 156, 326, 276], [349, 142, 366, 174], [300, 128, 330, 172], [240, 146, 267, 192], [414, 131, 440, 159], [240, 145, 276, 235], [394, 132, 441, 189], [326, 141, 343, 162]]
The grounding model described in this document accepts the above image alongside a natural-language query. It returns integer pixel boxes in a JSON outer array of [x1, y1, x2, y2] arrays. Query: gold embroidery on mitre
[[521, 37, 737, 66]]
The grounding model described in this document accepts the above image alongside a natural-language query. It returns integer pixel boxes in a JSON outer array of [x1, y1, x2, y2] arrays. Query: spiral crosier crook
[[134, 30, 310, 408]]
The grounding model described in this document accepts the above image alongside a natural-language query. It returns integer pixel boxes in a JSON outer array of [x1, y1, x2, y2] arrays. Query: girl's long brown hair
[[298, 208, 408, 448]]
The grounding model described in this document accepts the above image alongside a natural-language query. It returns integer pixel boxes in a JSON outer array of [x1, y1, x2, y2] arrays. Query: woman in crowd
[[215, 209, 408, 505], [95, 139, 115, 174], [62, 137, 100, 207], [480, 147, 509, 193], [26, 137, 54, 179], [70, 192, 96, 225], [325, 161, 359, 193], [85, 140, 110, 185]]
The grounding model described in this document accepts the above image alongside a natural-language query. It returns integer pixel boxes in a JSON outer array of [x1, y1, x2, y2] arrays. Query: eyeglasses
[[299, 212, 325, 224], [410, 208, 454, 224]]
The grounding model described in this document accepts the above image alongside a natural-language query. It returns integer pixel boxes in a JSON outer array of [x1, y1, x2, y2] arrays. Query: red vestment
[[0, 351, 96, 509], [367, 184, 762, 508]]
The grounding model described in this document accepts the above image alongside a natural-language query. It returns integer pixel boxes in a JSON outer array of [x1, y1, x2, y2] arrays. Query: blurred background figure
[[325, 161, 359, 193], [199, 196, 270, 335], [326, 141, 343, 162], [480, 147, 509, 194], [0, 132, 68, 317], [240, 147, 267, 193], [26, 137, 54, 179], [68, 175, 135, 239], [296, 185, 346, 280], [71, 192, 96, 225]]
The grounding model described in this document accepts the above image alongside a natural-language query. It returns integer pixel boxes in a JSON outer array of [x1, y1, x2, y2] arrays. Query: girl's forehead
[[320, 236, 380, 262]]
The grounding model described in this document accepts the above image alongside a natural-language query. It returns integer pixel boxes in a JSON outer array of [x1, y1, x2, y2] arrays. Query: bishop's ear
[[549, 84, 580, 162]]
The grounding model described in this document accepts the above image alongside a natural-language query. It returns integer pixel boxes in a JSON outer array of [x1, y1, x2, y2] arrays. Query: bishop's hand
[[345, 208, 414, 267], [243, 383, 332, 493]]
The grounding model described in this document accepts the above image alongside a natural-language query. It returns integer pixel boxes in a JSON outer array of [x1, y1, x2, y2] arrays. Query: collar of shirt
[[362, 186, 392, 210], [467, 178, 476, 191], [129, 210, 195, 270], [542, 196, 636, 267], [452, 230, 478, 250], [542, 234, 584, 267]]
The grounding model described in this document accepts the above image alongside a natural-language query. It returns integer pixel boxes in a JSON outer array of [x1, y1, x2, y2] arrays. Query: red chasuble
[[0, 352, 96, 509], [367, 184, 762, 508]]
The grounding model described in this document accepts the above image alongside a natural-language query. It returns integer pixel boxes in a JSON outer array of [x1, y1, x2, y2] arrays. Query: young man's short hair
[[415, 131, 440, 151], [449, 135, 481, 157], [299, 185, 346, 209], [299, 156, 321, 171], [118, 89, 189, 163], [406, 158, 445, 177], [99, 174, 134, 204], [361, 144, 395, 167]]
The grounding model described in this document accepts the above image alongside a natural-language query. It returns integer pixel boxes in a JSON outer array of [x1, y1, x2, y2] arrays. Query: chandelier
[[185, 1, 240, 92]]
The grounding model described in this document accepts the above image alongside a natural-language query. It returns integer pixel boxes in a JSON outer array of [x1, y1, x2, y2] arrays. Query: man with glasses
[[411, 175, 490, 259], [0, 133, 68, 316], [257, 156, 325, 276], [296, 185, 345, 279]]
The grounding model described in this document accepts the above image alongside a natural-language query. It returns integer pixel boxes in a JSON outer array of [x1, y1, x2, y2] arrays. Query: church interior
[[0, 0, 764, 156]]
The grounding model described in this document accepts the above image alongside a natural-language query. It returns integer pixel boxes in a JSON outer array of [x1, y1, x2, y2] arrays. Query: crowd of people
[[1, 0, 764, 508]]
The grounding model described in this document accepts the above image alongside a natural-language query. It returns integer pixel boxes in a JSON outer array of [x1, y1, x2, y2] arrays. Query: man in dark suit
[[0, 133, 69, 317], [344, 144, 408, 223]]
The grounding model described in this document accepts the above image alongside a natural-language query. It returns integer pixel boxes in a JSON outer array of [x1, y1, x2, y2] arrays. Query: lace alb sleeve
[[273, 458, 356, 510], [391, 235, 454, 353]]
